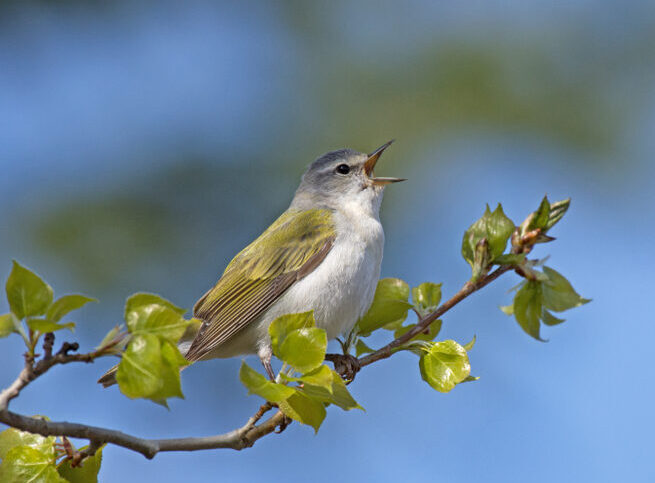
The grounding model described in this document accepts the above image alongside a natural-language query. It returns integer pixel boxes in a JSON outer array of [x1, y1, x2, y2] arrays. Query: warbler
[[100, 141, 403, 385]]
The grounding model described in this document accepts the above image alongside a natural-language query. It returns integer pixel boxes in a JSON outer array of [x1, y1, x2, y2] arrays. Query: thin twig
[[359, 265, 512, 367], [0, 408, 287, 459]]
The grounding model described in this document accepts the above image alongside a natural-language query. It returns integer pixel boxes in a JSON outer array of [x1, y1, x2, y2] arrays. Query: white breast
[[200, 204, 385, 360], [262, 205, 384, 339]]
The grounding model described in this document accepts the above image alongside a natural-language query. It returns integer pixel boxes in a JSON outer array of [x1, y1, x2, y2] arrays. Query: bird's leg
[[324, 353, 361, 383], [258, 346, 276, 381]]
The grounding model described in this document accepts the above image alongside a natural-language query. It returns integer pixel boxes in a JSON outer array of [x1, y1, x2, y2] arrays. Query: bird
[[99, 141, 403, 386]]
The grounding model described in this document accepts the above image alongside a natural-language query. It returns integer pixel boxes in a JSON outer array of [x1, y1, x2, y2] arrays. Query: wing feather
[[185, 209, 335, 361]]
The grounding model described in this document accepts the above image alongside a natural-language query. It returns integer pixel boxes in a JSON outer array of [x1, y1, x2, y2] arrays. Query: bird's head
[[292, 141, 405, 213]]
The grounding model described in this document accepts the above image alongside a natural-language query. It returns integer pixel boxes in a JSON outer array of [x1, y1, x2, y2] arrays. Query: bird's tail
[[97, 365, 119, 387]]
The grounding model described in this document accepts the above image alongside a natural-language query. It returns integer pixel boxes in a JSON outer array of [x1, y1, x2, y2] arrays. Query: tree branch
[[359, 265, 512, 367], [0, 265, 513, 459], [0, 406, 284, 459]]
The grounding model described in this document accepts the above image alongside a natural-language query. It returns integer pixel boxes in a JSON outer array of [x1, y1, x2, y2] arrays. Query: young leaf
[[96, 325, 128, 354], [26, 319, 75, 334], [116, 334, 164, 400], [412, 282, 442, 316], [125, 304, 189, 343], [125, 293, 186, 319], [46, 295, 96, 322], [277, 327, 327, 374], [284, 366, 363, 411], [57, 445, 103, 483], [462, 204, 515, 270], [0, 446, 66, 483], [278, 391, 326, 433], [513, 281, 545, 341], [357, 278, 413, 336], [147, 341, 189, 402], [499, 304, 514, 316], [462, 335, 476, 351], [5, 261, 53, 319], [545, 198, 571, 231], [419, 340, 471, 393], [355, 338, 374, 357], [285, 364, 333, 387], [542, 266, 591, 312], [0, 313, 15, 338], [533, 196, 551, 230], [302, 374, 362, 411], [542, 310, 565, 326], [239, 361, 295, 403], [0, 427, 55, 459], [268, 311, 315, 356]]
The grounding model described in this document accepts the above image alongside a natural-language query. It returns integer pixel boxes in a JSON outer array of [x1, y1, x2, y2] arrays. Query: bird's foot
[[325, 353, 361, 382]]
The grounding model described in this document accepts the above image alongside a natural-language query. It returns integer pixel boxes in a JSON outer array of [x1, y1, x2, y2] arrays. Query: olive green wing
[[184, 208, 336, 361]]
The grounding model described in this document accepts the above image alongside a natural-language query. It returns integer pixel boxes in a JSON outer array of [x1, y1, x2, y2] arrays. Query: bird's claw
[[325, 353, 361, 382]]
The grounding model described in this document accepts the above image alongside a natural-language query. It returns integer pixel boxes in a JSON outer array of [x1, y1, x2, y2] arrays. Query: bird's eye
[[336, 164, 350, 175]]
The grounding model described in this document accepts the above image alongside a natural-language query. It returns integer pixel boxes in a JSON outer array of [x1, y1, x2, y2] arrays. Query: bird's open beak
[[364, 140, 406, 185]]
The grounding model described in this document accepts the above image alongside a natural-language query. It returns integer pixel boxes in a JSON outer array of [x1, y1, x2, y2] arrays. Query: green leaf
[[239, 361, 295, 402], [124, 293, 186, 319], [513, 281, 545, 341], [321, 373, 362, 411], [268, 311, 315, 357], [419, 340, 471, 393], [0, 446, 65, 483], [278, 327, 327, 373], [96, 325, 128, 354], [462, 335, 476, 351], [533, 195, 551, 230], [355, 339, 374, 357], [520, 196, 562, 238], [461, 375, 480, 383], [125, 304, 189, 343], [0, 427, 55, 459], [0, 314, 15, 338], [284, 365, 363, 411], [542, 266, 591, 312], [46, 295, 96, 323], [5, 261, 54, 319], [462, 204, 515, 269], [394, 320, 442, 342], [545, 198, 571, 231], [278, 391, 326, 433], [57, 446, 103, 483], [542, 310, 565, 326], [412, 282, 442, 316], [148, 341, 189, 402], [116, 334, 163, 400], [287, 364, 333, 387], [357, 278, 413, 336], [499, 305, 514, 316], [27, 319, 75, 334]]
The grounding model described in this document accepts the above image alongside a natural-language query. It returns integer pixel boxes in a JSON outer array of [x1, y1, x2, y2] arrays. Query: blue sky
[[0, 1, 653, 481]]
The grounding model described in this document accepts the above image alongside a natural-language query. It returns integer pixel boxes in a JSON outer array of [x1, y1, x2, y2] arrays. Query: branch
[[0, 405, 284, 459], [0, 334, 286, 458], [359, 265, 512, 367], [0, 266, 513, 459]]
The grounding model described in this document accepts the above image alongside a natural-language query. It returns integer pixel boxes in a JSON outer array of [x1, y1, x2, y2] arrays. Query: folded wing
[[185, 208, 335, 361]]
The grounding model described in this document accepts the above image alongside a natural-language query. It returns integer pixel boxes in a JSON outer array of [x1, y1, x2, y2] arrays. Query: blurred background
[[1, 1, 653, 481]]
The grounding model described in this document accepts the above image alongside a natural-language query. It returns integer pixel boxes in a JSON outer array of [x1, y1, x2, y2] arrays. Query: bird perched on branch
[[99, 141, 403, 385]]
